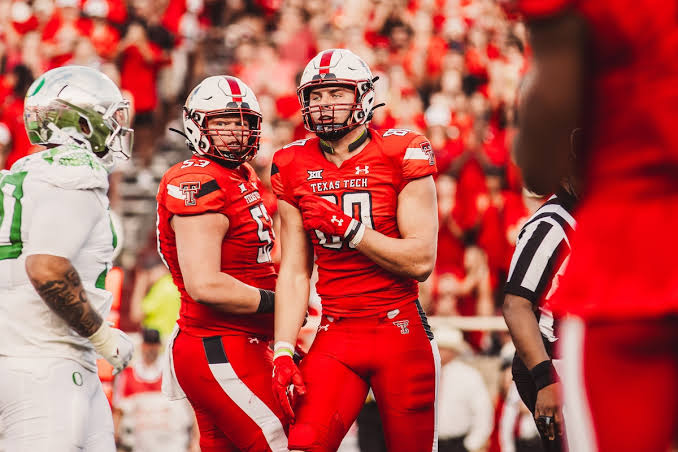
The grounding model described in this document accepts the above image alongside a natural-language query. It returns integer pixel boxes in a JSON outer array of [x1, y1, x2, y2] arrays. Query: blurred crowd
[[0, 0, 543, 450], [0, 0, 533, 325]]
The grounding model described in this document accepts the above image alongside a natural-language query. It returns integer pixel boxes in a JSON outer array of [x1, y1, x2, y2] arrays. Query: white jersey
[[0, 144, 116, 372]]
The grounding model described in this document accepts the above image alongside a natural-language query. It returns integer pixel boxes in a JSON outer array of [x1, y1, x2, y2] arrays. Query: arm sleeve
[[161, 172, 226, 216], [270, 154, 298, 207], [504, 219, 569, 304], [401, 134, 437, 181], [464, 369, 495, 451], [24, 184, 101, 260]]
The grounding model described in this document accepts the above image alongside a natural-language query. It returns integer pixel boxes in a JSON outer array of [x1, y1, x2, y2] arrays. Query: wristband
[[88, 321, 111, 346], [273, 341, 295, 360], [530, 359, 559, 391], [257, 289, 275, 314], [345, 220, 366, 248]]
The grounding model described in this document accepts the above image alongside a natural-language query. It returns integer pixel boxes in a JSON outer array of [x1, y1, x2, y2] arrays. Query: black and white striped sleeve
[[505, 218, 570, 305]]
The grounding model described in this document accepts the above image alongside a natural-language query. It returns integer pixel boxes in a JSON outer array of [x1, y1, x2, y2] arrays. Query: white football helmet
[[24, 65, 133, 159], [297, 49, 379, 141], [183, 75, 262, 165]]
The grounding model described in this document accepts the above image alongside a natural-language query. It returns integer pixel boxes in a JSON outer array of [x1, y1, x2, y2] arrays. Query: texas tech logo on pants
[[393, 320, 410, 335]]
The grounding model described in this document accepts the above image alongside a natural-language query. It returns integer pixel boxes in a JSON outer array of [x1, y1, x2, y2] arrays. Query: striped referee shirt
[[505, 190, 577, 350]]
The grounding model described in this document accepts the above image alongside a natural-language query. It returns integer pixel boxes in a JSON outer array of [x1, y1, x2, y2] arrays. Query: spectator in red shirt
[[117, 20, 170, 166], [41, 0, 87, 68], [1, 64, 35, 169]]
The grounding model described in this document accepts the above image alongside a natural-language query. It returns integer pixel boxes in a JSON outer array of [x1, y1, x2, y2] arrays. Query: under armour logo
[[307, 169, 324, 181], [248, 337, 259, 344], [393, 320, 410, 335], [331, 216, 343, 226], [180, 181, 201, 206], [238, 183, 247, 193], [318, 324, 329, 332], [355, 165, 369, 175]]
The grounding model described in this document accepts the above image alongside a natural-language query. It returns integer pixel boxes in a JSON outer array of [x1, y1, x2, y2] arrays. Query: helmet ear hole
[[78, 116, 92, 136]]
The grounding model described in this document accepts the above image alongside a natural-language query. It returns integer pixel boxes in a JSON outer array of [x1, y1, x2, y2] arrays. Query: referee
[[502, 182, 577, 452]]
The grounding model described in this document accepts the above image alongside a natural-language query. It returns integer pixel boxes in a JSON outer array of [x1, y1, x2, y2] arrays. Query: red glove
[[272, 350, 306, 424], [299, 196, 365, 245]]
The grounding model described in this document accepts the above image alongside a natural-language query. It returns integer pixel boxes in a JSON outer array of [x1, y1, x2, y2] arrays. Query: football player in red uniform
[[156, 76, 287, 452], [507, 1, 678, 451], [270, 48, 440, 452]]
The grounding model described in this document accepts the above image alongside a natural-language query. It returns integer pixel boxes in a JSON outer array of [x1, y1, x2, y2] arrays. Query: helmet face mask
[[183, 76, 262, 166], [24, 66, 133, 161], [103, 100, 134, 158], [298, 49, 378, 141], [302, 82, 362, 141]]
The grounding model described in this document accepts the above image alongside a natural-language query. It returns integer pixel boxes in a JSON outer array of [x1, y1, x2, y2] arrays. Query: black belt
[[202, 336, 229, 364]]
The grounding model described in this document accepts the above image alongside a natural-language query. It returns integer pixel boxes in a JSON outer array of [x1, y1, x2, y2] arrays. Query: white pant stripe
[[430, 339, 441, 452], [207, 362, 289, 452], [560, 318, 598, 452]]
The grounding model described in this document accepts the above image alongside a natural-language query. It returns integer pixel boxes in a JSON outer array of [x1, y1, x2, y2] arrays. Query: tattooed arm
[[26, 253, 134, 372], [26, 254, 103, 337]]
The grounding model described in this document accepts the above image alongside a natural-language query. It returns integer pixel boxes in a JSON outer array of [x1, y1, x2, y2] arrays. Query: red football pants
[[172, 330, 288, 452], [288, 301, 440, 452], [560, 317, 678, 452]]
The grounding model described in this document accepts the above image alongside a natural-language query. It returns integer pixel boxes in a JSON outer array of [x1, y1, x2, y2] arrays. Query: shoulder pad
[[381, 128, 417, 139], [281, 138, 314, 150], [160, 166, 225, 215], [12, 145, 109, 190], [375, 129, 437, 180]]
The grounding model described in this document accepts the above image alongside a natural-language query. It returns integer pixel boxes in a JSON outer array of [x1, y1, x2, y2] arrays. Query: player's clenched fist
[[88, 322, 134, 374], [299, 196, 366, 246], [272, 341, 306, 423]]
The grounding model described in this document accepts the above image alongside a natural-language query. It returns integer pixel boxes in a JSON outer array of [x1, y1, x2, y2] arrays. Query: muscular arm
[[26, 255, 103, 337], [502, 294, 549, 369], [172, 212, 263, 313], [355, 175, 438, 281], [515, 13, 589, 195], [274, 200, 313, 345]]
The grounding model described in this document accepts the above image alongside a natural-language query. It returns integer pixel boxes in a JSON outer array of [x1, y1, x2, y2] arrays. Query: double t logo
[[180, 181, 201, 206], [393, 320, 410, 335]]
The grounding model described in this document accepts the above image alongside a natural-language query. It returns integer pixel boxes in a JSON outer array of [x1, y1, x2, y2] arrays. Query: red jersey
[[157, 157, 276, 337], [271, 128, 437, 317], [516, 0, 678, 318]]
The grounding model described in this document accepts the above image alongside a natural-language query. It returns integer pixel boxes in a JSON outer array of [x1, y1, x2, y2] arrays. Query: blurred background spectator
[[1, 1, 536, 450], [436, 327, 493, 452], [113, 328, 198, 452], [0, 0, 529, 328]]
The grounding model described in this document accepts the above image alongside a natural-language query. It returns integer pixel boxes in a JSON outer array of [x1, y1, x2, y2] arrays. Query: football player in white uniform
[[0, 65, 135, 451]]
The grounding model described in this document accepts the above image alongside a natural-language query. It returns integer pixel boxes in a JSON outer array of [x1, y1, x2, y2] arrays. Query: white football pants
[[0, 357, 115, 452]]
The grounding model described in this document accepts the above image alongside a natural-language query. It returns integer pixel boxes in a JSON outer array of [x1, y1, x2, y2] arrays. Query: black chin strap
[[319, 128, 371, 154]]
